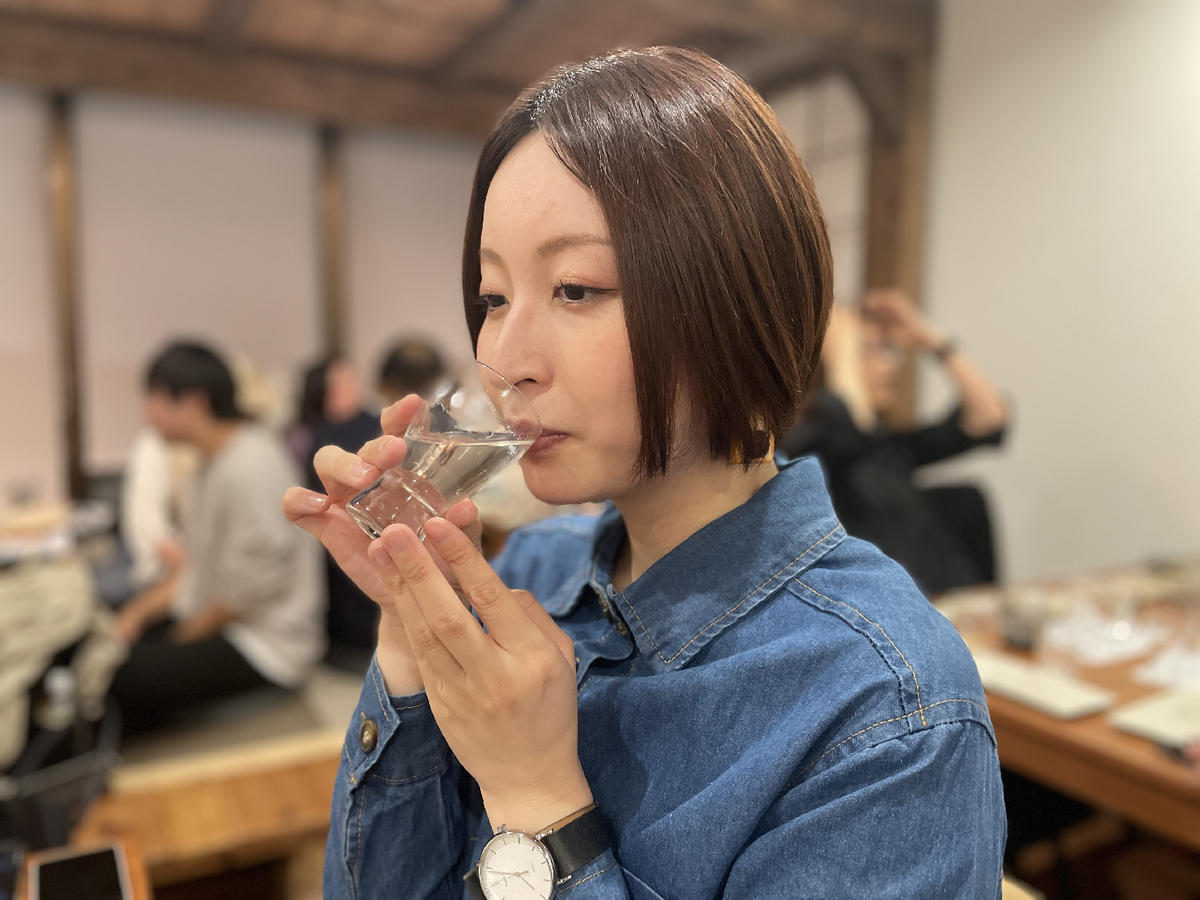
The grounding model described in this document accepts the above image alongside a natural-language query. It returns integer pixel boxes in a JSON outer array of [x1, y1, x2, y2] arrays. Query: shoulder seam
[[793, 698, 991, 786], [793, 579, 928, 727]]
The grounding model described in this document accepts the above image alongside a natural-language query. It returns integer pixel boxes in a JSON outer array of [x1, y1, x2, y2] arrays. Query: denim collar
[[542, 457, 845, 673]]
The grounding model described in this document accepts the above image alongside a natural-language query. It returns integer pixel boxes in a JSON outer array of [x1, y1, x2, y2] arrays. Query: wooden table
[[71, 731, 341, 887], [942, 583, 1200, 851]]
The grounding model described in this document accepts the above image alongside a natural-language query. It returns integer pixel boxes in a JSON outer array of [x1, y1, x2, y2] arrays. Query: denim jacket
[[325, 458, 1005, 899]]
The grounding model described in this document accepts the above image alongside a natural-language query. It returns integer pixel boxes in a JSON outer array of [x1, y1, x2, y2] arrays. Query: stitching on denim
[[364, 762, 444, 785], [353, 782, 365, 886], [794, 580, 928, 727], [559, 861, 615, 893], [798, 698, 988, 778], [369, 665, 392, 723], [392, 700, 429, 711], [621, 525, 843, 666], [343, 746, 358, 785]]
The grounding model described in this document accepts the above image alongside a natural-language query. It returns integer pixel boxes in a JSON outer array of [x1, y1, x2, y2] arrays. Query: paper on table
[[971, 648, 1115, 719], [1110, 689, 1200, 749]]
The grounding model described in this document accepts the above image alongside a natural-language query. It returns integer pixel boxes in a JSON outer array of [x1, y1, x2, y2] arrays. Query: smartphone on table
[[28, 844, 133, 900]]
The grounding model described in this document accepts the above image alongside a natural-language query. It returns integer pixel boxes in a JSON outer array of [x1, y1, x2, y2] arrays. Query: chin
[[520, 457, 607, 507]]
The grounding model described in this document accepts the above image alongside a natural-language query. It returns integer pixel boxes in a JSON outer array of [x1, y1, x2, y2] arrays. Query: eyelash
[[473, 282, 612, 314]]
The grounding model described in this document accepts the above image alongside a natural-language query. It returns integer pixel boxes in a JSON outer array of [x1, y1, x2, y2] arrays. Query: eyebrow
[[479, 233, 611, 266]]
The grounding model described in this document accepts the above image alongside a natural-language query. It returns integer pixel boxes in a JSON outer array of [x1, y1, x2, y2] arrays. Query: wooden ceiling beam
[[439, 0, 930, 90], [206, 0, 258, 53], [0, 12, 514, 137]]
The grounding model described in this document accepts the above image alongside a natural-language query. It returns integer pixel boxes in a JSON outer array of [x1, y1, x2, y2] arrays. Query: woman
[[284, 48, 1004, 899], [783, 292, 1010, 595]]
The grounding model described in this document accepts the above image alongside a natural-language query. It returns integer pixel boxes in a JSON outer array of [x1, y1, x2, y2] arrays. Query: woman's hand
[[862, 288, 945, 351], [282, 395, 483, 692], [371, 516, 591, 835]]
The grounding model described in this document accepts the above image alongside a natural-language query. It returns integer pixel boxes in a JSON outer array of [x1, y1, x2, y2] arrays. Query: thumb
[[512, 590, 576, 672]]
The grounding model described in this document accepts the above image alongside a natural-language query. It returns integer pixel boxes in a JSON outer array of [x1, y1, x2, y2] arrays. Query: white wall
[[343, 130, 480, 389], [0, 86, 60, 503], [921, 0, 1200, 581], [75, 94, 323, 471]]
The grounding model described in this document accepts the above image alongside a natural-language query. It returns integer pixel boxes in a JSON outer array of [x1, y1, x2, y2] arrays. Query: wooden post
[[862, 57, 932, 429], [47, 92, 87, 500], [317, 124, 346, 358]]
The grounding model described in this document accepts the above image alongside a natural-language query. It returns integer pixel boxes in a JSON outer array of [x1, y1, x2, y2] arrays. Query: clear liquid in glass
[[347, 431, 533, 539]]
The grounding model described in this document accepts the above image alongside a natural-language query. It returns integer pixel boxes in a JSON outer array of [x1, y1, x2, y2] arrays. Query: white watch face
[[478, 831, 556, 900]]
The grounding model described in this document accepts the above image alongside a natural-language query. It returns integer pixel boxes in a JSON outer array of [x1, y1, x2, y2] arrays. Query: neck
[[192, 418, 241, 459], [611, 454, 778, 590]]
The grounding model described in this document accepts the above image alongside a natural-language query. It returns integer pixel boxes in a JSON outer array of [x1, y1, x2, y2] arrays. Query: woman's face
[[475, 134, 641, 506], [861, 318, 900, 413]]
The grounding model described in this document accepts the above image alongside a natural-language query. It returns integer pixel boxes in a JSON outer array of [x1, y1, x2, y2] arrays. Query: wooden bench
[[71, 730, 342, 890]]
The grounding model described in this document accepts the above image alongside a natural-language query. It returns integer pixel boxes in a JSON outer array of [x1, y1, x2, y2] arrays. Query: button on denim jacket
[[325, 459, 1006, 899]]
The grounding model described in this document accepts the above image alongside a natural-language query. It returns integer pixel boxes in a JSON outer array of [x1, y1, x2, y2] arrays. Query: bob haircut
[[462, 46, 832, 477]]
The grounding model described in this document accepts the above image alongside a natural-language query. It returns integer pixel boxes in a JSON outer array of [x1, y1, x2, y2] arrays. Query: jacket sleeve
[[325, 658, 475, 900], [721, 720, 1006, 900]]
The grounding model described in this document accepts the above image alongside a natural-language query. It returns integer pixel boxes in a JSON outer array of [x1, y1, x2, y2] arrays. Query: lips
[[528, 430, 567, 455]]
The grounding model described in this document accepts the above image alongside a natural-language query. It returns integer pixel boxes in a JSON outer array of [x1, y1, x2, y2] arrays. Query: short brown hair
[[462, 47, 832, 476]]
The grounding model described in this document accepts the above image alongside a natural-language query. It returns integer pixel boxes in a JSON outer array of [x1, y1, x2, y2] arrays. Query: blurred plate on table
[[971, 648, 1115, 719]]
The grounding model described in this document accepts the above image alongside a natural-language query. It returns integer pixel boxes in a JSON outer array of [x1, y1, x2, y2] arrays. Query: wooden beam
[[863, 56, 932, 428], [0, 12, 513, 138], [47, 93, 87, 500], [206, 0, 258, 53], [440, 0, 930, 96], [845, 51, 906, 141], [317, 125, 346, 358]]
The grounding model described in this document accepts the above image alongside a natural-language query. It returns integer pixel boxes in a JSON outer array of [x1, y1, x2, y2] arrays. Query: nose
[[476, 298, 551, 400]]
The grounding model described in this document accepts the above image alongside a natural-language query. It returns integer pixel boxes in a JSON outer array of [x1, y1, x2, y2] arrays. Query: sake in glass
[[347, 361, 540, 540]]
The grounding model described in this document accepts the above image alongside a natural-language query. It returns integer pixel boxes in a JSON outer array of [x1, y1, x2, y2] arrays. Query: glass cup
[[347, 361, 540, 540]]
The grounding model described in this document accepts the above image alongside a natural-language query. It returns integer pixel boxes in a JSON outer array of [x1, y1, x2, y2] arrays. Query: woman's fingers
[[312, 444, 382, 501], [380, 394, 427, 437], [511, 589, 576, 671], [377, 525, 484, 669], [442, 499, 483, 550], [356, 434, 407, 472], [282, 486, 331, 531], [422, 517, 541, 653]]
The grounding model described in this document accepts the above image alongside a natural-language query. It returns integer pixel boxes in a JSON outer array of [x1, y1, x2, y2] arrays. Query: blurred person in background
[[376, 337, 448, 405], [120, 427, 195, 591], [782, 289, 1009, 595], [288, 356, 382, 659], [289, 356, 380, 490], [110, 342, 324, 734]]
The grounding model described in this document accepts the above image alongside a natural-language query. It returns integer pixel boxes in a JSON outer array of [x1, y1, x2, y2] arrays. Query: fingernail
[[368, 542, 393, 568], [351, 460, 375, 480], [383, 528, 413, 555], [379, 435, 395, 452], [305, 492, 328, 511], [423, 518, 450, 541]]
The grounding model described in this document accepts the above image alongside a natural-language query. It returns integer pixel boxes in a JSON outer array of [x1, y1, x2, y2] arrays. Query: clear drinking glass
[[347, 361, 540, 540]]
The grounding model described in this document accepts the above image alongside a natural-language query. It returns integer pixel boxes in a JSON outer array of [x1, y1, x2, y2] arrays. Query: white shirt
[[172, 425, 325, 687]]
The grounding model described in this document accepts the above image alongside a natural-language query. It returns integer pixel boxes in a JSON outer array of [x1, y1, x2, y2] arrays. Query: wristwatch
[[464, 805, 610, 900]]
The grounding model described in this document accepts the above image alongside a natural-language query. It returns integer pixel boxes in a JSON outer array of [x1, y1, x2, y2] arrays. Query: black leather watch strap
[[541, 806, 610, 879]]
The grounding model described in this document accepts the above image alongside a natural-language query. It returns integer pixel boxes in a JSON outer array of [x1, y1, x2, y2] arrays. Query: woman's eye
[[554, 282, 612, 305], [476, 293, 507, 313]]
